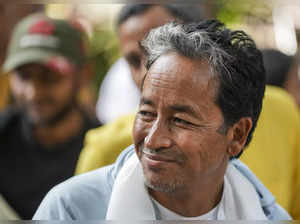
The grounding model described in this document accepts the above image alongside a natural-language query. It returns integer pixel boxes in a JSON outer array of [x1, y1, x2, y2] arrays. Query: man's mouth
[[140, 146, 187, 166], [142, 150, 176, 163]]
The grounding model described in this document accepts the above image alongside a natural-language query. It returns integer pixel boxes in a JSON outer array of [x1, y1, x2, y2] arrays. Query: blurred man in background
[[262, 49, 294, 88], [96, 4, 205, 123], [0, 13, 100, 219], [284, 53, 300, 109], [0, 4, 44, 219], [0, 4, 44, 112], [262, 49, 300, 110]]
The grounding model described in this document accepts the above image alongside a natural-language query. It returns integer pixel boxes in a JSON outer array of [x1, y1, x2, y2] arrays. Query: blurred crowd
[[1, 2, 300, 220]]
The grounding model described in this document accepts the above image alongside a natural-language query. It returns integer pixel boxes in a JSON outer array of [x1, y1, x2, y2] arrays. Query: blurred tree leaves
[[88, 26, 120, 99], [215, 0, 273, 26]]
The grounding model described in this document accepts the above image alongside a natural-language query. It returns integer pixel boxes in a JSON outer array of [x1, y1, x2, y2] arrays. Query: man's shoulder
[[59, 145, 135, 192], [34, 146, 136, 220], [33, 165, 114, 220], [231, 160, 291, 220], [59, 165, 114, 193]]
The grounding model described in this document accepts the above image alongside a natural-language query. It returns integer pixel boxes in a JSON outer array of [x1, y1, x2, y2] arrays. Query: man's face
[[133, 53, 232, 193], [9, 63, 79, 126], [118, 6, 175, 88]]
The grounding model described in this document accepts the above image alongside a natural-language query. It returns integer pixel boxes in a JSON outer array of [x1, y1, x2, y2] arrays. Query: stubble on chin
[[141, 158, 186, 194]]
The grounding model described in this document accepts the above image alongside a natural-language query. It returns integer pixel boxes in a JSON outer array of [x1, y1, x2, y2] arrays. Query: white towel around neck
[[106, 153, 267, 220]]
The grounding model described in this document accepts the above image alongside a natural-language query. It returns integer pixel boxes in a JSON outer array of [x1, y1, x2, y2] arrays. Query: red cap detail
[[29, 20, 56, 35], [68, 19, 85, 34], [46, 56, 74, 76]]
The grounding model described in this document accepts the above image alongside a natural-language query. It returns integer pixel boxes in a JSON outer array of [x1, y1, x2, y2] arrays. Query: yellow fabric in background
[[0, 75, 10, 111], [240, 86, 300, 219], [76, 85, 300, 219], [75, 113, 135, 174]]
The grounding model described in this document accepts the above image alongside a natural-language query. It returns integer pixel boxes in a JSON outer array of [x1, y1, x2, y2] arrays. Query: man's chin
[[142, 165, 184, 194], [144, 174, 179, 194], [25, 108, 61, 126]]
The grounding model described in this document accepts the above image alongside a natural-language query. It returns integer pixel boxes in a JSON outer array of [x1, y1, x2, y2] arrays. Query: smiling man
[[34, 20, 290, 220]]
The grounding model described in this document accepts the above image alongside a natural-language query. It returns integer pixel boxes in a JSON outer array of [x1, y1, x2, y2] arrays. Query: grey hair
[[141, 22, 232, 79]]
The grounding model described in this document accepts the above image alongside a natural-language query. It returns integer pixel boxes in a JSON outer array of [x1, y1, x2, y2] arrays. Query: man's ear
[[227, 117, 252, 158]]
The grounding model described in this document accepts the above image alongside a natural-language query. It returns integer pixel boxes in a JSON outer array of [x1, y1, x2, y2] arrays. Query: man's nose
[[144, 119, 172, 150]]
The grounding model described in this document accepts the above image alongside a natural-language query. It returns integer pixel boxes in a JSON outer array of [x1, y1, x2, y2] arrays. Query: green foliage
[[215, 0, 272, 26], [88, 27, 120, 98], [215, 0, 245, 24]]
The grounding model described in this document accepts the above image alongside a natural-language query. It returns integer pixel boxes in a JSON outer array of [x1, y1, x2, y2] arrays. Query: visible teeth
[[142, 147, 150, 153], [142, 148, 156, 155]]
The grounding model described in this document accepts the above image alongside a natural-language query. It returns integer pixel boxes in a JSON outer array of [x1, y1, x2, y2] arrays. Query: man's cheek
[[133, 117, 146, 143]]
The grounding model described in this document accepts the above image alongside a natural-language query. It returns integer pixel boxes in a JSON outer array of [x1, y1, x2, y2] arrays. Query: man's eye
[[139, 110, 154, 117], [173, 117, 193, 126], [17, 72, 30, 81]]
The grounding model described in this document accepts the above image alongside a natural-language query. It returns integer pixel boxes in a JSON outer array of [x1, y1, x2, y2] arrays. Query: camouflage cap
[[3, 13, 87, 75]]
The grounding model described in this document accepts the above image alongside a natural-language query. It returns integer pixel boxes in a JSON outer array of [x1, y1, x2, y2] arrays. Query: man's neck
[[33, 109, 84, 148], [149, 174, 225, 217]]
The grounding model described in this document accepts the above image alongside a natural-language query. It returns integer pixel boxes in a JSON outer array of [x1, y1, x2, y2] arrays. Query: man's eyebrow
[[170, 104, 200, 119], [140, 97, 154, 106]]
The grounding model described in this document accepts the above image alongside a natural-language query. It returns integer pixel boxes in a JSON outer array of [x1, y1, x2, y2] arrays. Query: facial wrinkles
[[143, 53, 223, 124], [139, 77, 186, 165], [148, 59, 194, 95], [147, 72, 214, 122], [149, 73, 178, 91], [151, 53, 214, 91]]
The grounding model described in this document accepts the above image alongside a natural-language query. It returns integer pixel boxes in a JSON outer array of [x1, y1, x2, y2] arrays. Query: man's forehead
[[142, 53, 218, 103], [147, 53, 214, 85]]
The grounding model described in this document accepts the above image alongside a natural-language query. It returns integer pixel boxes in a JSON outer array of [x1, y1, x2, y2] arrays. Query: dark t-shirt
[[0, 107, 100, 219]]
